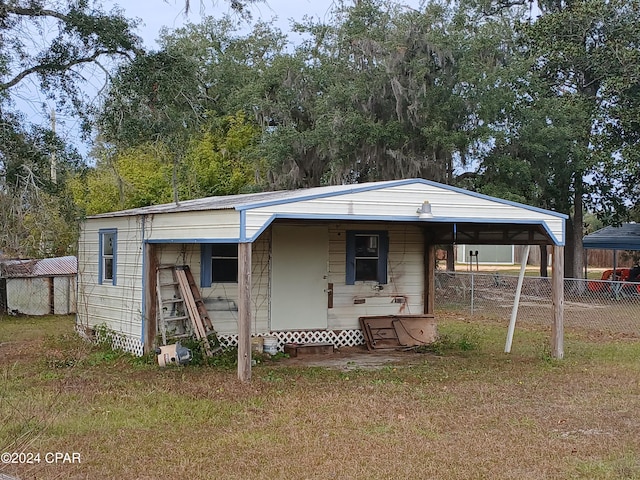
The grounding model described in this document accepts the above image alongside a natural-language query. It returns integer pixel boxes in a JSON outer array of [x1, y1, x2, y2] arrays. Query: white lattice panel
[[218, 329, 364, 352], [75, 324, 144, 356]]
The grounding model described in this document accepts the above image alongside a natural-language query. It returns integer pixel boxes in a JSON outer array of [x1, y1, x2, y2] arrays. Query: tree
[[457, 0, 640, 278], [0, 111, 83, 256], [0, 0, 142, 257], [0, 0, 142, 117]]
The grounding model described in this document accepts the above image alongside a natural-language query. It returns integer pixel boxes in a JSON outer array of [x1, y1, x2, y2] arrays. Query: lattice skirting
[[218, 329, 365, 352], [75, 324, 145, 356]]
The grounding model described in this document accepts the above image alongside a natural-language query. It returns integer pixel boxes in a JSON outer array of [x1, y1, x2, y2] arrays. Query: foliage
[[0, 111, 84, 256], [74, 112, 264, 214], [415, 331, 478, 356], [0, 0, 141, 258]]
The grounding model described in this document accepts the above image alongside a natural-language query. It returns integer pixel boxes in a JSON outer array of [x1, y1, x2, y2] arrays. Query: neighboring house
[[457, 244, 515, 265], [76, 178, 567, 380], [0, 256, 77, 315]]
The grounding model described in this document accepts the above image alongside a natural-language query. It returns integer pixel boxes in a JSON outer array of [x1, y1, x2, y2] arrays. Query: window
[[99, 229, 117, 285], [201, 243, 238, 286], [346, 231, 388, 285]]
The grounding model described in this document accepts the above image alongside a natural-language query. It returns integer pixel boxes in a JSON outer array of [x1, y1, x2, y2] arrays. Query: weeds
[[415, 331, 478, 356]]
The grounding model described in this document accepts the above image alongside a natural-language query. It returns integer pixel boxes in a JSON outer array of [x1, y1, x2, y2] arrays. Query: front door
[[271, 225, 328, 330]]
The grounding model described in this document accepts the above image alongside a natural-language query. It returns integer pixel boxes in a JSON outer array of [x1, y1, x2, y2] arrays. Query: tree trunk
[[572, 180, 585, 280], [563, 181, 585, 280], [539, 244, 548, 277], [446, 245, 455, 271]]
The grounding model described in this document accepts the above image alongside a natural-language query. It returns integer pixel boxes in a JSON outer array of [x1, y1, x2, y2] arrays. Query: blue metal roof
[[583, 223, 640, 250]]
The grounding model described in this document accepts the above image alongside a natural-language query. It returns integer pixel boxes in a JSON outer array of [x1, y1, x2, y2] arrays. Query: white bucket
[[263, 336, 279, 355]]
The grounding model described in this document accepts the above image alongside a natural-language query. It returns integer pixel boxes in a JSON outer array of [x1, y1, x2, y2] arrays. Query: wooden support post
[[238, 242, 252, 382], [551, 245, 564, 359], [143, 242, 158, 354], [424, 241, 435, 315]]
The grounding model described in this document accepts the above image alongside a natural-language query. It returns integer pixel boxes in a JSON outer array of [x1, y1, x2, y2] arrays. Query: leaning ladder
[[156, 265, 215, 356]]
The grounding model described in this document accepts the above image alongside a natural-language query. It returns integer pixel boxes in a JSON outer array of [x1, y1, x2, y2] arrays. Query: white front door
[[271, 225, 328, 330]]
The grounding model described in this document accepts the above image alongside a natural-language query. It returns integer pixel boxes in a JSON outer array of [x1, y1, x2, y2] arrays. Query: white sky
[[113, 0, 344, 48]]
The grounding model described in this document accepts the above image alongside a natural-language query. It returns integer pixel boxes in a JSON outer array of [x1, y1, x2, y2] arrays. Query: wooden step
[[283, 343, 334, 357]]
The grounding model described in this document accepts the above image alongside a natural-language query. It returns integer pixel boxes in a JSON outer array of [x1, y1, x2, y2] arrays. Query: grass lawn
[[1, 313, 639, 479]]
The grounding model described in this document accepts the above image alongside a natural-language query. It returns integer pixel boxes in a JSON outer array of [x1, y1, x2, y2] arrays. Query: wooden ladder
[[156, 265, 216, 356]]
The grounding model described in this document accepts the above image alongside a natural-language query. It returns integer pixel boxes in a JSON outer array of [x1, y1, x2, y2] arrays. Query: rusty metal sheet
[[393, 316, 437, 347], [359, 315, 437, 350]]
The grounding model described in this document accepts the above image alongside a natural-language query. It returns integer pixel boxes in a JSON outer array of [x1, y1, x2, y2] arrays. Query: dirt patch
[[279, 345, 426, 370]]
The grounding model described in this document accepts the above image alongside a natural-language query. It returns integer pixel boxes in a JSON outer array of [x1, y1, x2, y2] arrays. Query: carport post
[[551, 245, 564, 359], [424, 242, 436, 315], [238, 242, 252, 381]]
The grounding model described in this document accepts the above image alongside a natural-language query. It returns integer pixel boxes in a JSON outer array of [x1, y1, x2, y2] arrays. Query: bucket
[[251, 336, 264, 353], [263, 336, 279, 355]]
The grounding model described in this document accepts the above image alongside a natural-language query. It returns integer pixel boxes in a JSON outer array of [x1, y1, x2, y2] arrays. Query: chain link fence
[[435, 271, 640, 336]]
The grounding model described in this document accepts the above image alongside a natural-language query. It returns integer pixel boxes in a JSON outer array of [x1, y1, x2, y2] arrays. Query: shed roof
[[0, 256, 77, 278], [583, 223, 640, 251]]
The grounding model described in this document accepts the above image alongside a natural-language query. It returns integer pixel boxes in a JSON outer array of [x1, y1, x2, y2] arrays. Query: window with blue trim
[[201, 244, 238, 286], [99, 229, 117, 285], [346, 231, 388, 285]]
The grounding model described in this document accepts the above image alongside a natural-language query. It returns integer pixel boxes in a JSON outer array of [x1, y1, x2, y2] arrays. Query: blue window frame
[[200, 243, 238, 287], [99, 229, 117, 285], [346, 231, 389, 285]]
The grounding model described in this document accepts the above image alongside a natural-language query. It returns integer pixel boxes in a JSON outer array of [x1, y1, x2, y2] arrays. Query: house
[[76, 179, 567, 380], [0, 256, 77, 315]]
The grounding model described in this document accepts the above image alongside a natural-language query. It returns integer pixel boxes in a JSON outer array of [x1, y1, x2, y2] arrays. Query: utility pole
[[50, 109, 57, 185]]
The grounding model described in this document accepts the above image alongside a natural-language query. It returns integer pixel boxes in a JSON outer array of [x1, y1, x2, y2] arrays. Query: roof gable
[[87, 179, 566, 246]]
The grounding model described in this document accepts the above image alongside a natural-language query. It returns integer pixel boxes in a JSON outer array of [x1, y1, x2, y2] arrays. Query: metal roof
[[87, 179, 568, 220], [583, 223, 640, 250], [88, 181, 413, 218], [0, 256, 77, 278]]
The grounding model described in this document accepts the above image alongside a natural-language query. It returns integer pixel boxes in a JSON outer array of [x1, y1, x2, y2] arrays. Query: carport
[[583, 223, 640, 274]]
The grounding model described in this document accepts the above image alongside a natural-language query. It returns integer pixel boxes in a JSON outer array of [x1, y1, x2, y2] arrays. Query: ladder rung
[[163, 315, 189, 322], [162, 298, 184, 304]]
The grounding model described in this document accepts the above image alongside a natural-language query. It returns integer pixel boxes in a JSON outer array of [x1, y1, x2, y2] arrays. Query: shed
[[76, 178, 567, 380], [0, 256, 77, 315]]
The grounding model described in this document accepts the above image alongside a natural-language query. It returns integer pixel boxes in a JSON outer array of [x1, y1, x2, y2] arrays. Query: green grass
[[1, 314, 639, 479]]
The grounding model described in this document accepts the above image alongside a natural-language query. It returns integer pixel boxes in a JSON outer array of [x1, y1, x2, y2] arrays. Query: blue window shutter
[[378, 231, 389, 284], [98, 234, 104, 285], [200, 244, 212, 287], [346, 231, 356, 285], [111, 232, 117, 286]]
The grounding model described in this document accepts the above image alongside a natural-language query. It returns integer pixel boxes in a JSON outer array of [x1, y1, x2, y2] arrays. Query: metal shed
[[0, 256, 77, 315], [76, 179, 567, 380]]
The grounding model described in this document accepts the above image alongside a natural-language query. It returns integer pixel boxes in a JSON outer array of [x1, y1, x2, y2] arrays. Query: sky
[[112, 0, 345, 48]]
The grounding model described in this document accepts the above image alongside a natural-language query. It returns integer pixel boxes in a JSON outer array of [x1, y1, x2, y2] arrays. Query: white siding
[[327, 223, 424, 330], [243, 183, 564, 244], [145, 210, 240, 241], [156, 235, 270, 337], [77, 216, 145, 339]]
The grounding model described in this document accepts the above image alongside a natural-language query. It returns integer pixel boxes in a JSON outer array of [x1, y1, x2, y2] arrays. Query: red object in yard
[[587, 268, 640, 294]]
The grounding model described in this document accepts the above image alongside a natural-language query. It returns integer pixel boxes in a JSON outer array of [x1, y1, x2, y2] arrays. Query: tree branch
[[0, 50, 132, 92]]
